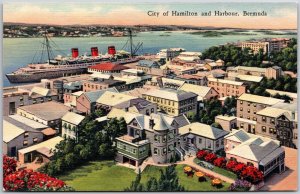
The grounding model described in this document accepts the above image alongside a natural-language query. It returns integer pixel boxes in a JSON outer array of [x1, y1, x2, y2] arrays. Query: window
[[23, 140, 28, 146], [33, 138, 38, 143], [216, 140, 220, 148], [154, 135, 159, 142], [163, 135, 167, 142], [24, 132, 29, 138], [269, 128, 274, 134], [199, 138, 202, 144], [240, 123, 244, 128], [262, 117, 266, 122], [248, 103, 250, 106], [253, 104, 256, 107], [151, 108, 154, 113], [262, 126, 266, 132], [163, 148, 167, 155], [253, 117, 257, 121], [240, 101, 243, 104], [154, 148, 158, 155], [240, 107, 243, 111], [271, 118, 275, 124], [247, 109, 250, 113]]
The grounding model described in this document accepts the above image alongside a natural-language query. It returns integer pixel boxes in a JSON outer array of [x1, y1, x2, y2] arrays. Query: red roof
[[89, 62, 129, 71]]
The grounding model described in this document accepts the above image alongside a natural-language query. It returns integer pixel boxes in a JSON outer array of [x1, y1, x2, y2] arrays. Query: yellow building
[[142, 88, 197, 116]]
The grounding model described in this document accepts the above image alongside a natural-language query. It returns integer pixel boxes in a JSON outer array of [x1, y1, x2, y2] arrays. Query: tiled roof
[[89, 62, 129, 71]]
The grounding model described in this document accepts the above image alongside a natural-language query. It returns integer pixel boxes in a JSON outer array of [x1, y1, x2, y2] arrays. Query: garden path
[[138, 155, 235, 184]]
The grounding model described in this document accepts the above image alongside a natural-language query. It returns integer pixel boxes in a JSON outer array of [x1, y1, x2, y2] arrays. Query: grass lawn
[[59, 160, 230, 191], [194, 158, 238, 180]]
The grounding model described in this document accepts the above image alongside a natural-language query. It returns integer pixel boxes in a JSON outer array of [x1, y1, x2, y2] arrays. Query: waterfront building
[[88, 62, 129, 74]]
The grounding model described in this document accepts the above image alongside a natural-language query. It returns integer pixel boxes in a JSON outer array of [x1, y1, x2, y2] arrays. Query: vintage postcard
[[2, 1, 298, 192]]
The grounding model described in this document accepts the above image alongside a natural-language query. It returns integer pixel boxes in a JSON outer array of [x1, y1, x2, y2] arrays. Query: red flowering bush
[[2, 155, 73, 191], [213, 157, 226, 168], [226, 160, 238, 171], [3, 155, 17, 178], [240, 166, 263, 184], [3, 169, 73, 191], [196, 150, 209, 160], [232, 163, 246, 174], [204, 153, 217, 163]]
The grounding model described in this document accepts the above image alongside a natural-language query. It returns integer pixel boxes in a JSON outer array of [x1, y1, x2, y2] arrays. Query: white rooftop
[[179, 122, 229, 139], [9, 115, 48, 129], [208, 77, 244, 86], [238, 93, 284, 105], [3, 120, 24, 143], [62, 112, 85, 125], [18, 136, 64, 154]]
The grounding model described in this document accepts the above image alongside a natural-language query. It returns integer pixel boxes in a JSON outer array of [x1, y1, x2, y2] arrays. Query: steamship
[[6, 30, 142, 83]]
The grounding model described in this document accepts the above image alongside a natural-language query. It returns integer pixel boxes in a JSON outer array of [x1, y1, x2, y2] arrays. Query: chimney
[[91, 47, 99, 57], [71, 48, 79, 58], [108, 46, 116, 55]]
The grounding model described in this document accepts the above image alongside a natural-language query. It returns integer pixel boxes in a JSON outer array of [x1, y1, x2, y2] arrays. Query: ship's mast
[[44, 32, 51, 64]]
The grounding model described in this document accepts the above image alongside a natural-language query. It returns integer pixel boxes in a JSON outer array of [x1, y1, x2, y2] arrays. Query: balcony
[[116, 135, 149, 145]]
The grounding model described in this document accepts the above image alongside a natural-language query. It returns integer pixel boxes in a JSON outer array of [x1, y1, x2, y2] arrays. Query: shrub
[[232, 163, 246, 174], [229, 179, 252, 191], [3, 169, 73, 191], [213, 157, 226, 168], [2, 155, 73, 191], [3, 155, 17, 178], [196, 150, 209, 160], [204, 153, 217, 163], [240, 166, 263, 184], [226, 160, 238, 171]]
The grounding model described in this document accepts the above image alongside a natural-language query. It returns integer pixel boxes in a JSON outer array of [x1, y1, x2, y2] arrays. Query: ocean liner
[[6, 30, 142, 83]]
